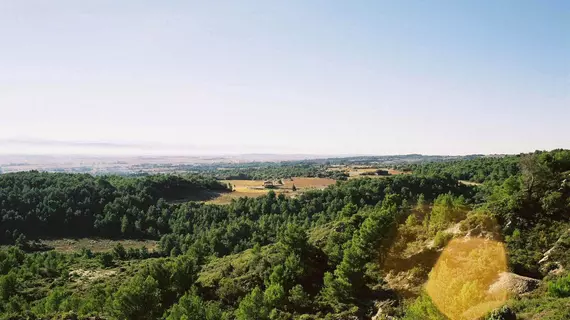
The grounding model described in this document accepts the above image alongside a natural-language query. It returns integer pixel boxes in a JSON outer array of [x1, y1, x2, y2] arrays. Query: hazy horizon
[[0, 137, 538, 158], [1, 1, 568, 156]]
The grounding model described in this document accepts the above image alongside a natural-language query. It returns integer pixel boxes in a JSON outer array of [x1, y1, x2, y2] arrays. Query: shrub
[[548, 273, 570, 298], [403, 292, 447, 320], [459, 211, 499, 236], [99, 252, 114, 268], [405, 214, 418, 227], [433, 231, 452, 249], [428, 194, 467, 233], [486, 306, 516, 320]]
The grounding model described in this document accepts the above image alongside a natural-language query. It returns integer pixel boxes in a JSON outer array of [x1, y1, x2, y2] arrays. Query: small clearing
[[42, 238, 158, 253], [459, 180, 483, 186], [70, 268, 117, 282]]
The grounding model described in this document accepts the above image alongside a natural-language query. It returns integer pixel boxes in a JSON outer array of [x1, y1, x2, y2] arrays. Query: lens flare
[[426, 238, 508, 320]]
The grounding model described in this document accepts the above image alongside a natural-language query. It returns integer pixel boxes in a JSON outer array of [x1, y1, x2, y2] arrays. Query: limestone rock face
[[488, 272, 541, 296]]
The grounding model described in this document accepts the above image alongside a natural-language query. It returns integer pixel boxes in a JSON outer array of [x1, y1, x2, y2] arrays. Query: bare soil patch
[[459, 180, 483, 186]]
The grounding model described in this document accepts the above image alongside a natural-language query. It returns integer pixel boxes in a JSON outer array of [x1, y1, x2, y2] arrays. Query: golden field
[[207, 177, 336, 204]]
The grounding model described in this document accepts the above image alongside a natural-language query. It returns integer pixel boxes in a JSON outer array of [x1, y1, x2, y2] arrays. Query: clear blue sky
[[0, 1, 568, 155]]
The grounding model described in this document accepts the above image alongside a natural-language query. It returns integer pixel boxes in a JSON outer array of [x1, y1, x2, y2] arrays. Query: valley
[[0, 150, 568, 319]]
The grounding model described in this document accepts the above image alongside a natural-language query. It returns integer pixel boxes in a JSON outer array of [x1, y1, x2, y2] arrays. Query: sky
[[0, 0, 568, 156]]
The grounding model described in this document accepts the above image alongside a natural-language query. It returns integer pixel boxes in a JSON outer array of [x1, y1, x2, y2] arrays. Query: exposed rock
[[383, 269, 425, 298], [371, 300, 397, 320], [488, 272, 540, 295], [543, 262, 566, 276], [538, 246, 556, 264], [444, 223, 462, 236], [538, 228, 570, 275], [430, 223, 463, 248]]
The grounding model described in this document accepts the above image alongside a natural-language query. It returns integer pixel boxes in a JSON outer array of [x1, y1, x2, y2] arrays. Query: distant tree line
[[359, 169, 390, 176], [396, 155, 521, 184], [204, 164, 349, 181]]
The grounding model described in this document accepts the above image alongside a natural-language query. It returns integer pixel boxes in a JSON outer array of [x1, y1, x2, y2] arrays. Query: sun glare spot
[[426, 238, 508, 320]]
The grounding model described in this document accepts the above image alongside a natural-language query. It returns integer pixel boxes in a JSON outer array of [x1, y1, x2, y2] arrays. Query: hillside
[[0, 150, 569, 319]]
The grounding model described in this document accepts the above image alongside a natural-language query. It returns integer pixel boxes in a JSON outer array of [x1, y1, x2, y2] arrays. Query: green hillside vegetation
[[0, 149, 569, 319], [0, 173, 230, 243], [397, 156, 521, 184]]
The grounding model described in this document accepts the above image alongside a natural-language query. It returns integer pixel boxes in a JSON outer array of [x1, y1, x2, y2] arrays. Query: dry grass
[[389, 168, 409, 175], [351, 167, 379, 174], [207, 177, 336, 204], [224, 180, 266, 188], [41, 238, 158, 253], [329, 165, 410, 178], [283, 177, 336, 188], [325, 165, 346, 172], [207, 191, 277, 205], [70, 268, 117, 282], [459, 180, 483, 186], [350, 168, 410, 179]]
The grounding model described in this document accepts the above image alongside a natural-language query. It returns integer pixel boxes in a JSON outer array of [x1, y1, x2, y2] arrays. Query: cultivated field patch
[[207, 177, 336, 204], [327, 165, 409, 178]]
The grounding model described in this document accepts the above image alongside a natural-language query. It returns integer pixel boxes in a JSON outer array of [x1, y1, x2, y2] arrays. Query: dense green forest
[[395, 156, 521, 184], [1, 150, 569, 319], [0, 173, 229, 243]]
